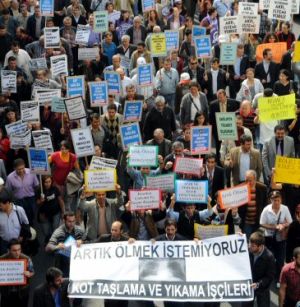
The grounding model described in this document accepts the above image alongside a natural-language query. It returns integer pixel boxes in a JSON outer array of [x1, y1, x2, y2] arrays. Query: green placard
[[93, 11, 108, 33], [128, 145, 158, 167], [145, 173, 176, 192], [216, 112, 238, 140]]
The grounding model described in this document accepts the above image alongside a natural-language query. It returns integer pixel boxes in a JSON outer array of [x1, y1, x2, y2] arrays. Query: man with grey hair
[[126, 16, 147, 45], [238, 169, 268, 239], [146, 128, 172, 158], [117, 34, 136, 58], [143, 95, 176, 141], [163, 141, 185, 173]]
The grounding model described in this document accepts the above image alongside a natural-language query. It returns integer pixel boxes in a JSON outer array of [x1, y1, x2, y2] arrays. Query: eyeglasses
[[190, 62, 198, 65]]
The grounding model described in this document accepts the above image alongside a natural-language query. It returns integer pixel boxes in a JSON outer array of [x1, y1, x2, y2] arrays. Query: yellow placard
[[84, 169, 117, 192], [258, 93, 296, 123], [194, 223, 228, 240], [274, 156, 300, 185], [293, 41, 300, 63], [150, 33, 167, 57]]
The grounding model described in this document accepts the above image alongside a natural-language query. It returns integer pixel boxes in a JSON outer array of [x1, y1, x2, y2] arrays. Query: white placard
[[10, 129, 32, 149], [268, 0, 292, 21], [44, 27, 60, 48], [239, 2, 258, 15], [259, 0, 270, 10], [89, 156, 118, 170], [0, 260, 26, 285], [5, 120, 27, 136], [218, 184, 250, 209], [34, 89, 61, 106], [174, 157, 203, 176], [1, 70, 17, 93], [240, 15, 260, 34], [75, 24, 90, 45], [219, 16, 240, 35], [50, 54, 68, 77], [175, 180, 208, 204], [78, 47, 99, 61], [68, 236, 253, 302], [29, 58, 48, 71], [32, 130, 54, 153], [84, 169, 116, 192], [71, 127, 95, 158], [194, 224, 229, 240], [145, 173, 175, 192], [129, 189, 161, 211], [128, 146, 158, 167], [291, 0, 300, 14], [21, 101, 40, 122], [64, 96, 86, 120]]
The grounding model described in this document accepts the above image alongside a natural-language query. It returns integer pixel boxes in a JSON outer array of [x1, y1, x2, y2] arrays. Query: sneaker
[[276, 282, 280, 289]]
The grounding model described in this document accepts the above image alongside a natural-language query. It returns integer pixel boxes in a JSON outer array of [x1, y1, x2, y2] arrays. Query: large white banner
[[69, 235, 253, 302]]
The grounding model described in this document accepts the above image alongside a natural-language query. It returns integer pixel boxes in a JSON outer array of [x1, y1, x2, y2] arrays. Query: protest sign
[[142, 0, 155, 11], [57, 236, 76, 258], [88, 81, 108, 106], [108, 11, 121, 23], [69, 235, 253, 302], [268, 0, 292, 21], [50, 54, 68, 77], [123, 101, 143, 122], [10, 129, 32, 149], [34, 89, 61, 106], [190, 126, 211, 155], [67, 75, 85, 98], [44, 27, 60, 48], [240, 15, 260, 34], [64, 96, 86, 120], [71, 128, 95, 158], [32, 130, 54, 153], [89, 156, 118, 170], [0, 260, 27, 286], [28, 148, 50, 175], [239, 2, 258, 15], [128, 146, 158, 167], [51, 97, 65, 113], [75, 24, 90, 45], [93, 11, 108, 33], [104, 71, 121, 95], [175, 180, 208, 203], [84, 169, 116, 192], [256, 42, 287, 63], [150, 33, 167, 57], [145, 173, 175, 192], [5, 120, 27, 137], [137, 64, 153, 87], [165, 30, 179, 51], [274, 156, 300, 185], [1, 70, 16, 93], [292, 0, 300, 14], [78, 47, 99, 61], [129, 189, 161, 211], [216, 112, 238, 140], [293, 41, 300, 62], [120, 55, 130, 71], [194, 36, 211, 58], [120, 123, 142, 150], [194, 224, 228, 240], [220, 43, 237, 65], [258, 93, 296, 122], [259, 0, 270, 9], [21, 101, 40, 123], [218, 184, 250, 209], [29, 58, 48, 71], [174, 157, 203, 176], [40, 0, 54, 16], [192, 25, 206, 42], [219, 16, 240, 35]]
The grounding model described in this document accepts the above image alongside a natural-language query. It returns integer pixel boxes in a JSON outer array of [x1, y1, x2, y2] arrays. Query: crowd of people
[[0, 0, 300, 306]]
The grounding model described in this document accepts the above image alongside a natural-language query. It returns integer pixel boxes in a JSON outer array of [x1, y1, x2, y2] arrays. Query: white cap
[[179, 72, 191, 84]]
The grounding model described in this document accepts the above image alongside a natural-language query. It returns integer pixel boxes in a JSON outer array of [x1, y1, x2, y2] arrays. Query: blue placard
[[195, 35, 211, 58], [120, 123, 142, 150], [137, 64, 152, 87], [175, 180, 208, 204], [124, 101, 143, 122], [67, 76, 85, 98], [104, 72, 121, 95], [191, 126, 211, 155], [220, 43, 238, 65], [40, 0, 54, 16], [89, 81, 108, 106], [142, 0, 155, 12], [192, 26, 206, 41], [165, 30, 179, 51], [28, 148, 50, 175]]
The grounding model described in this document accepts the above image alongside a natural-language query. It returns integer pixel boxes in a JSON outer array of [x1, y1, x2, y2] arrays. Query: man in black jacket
[[33, 267, 70, 307], [155, 218, 186, 241], [97, 221, 128, 242], [242, 231, 276, 307], [182, 56, 205, 88]]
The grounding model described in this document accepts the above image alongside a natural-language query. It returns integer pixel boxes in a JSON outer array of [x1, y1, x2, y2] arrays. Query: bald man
[[96, 221, 127, 242]]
